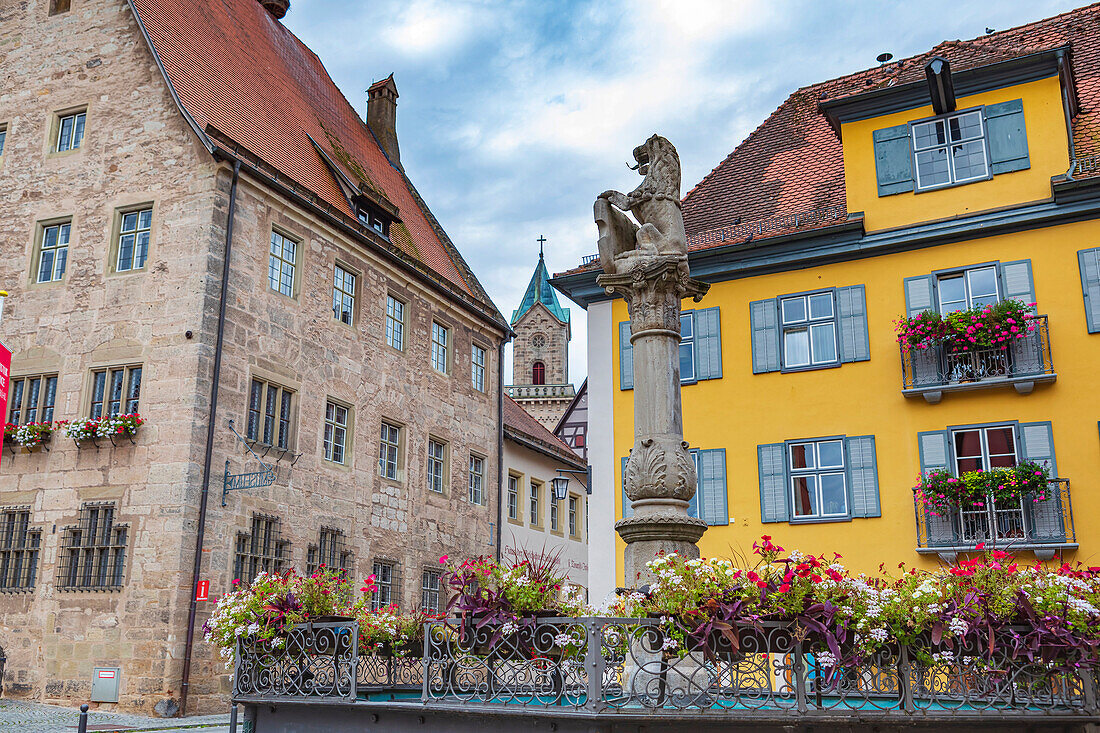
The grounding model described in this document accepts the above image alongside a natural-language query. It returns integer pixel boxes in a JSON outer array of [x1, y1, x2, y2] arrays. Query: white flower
[[247, 623, 260, 634], [662, 637, 679, 651], [554, 633, 572, 648], [816, 651, 837, 668], [500, 621, 519, 635], [870, 627, 888, 642], [948, 617, 968, 636]]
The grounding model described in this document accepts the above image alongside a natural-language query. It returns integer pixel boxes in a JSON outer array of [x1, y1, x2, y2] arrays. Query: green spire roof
[[511, 254, 570, 325]]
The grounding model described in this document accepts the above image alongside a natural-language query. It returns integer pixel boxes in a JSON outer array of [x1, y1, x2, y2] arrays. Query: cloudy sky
[[284, 0, 1081, 384]]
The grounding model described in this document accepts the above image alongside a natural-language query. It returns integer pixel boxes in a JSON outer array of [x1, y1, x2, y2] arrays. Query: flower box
[[60, 413, 144, 446], [896, 299, 1038, 355]]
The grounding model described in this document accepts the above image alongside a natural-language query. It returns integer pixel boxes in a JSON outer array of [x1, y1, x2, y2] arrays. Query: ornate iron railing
[[234, 617, 1098, 717], [901, 315, 1054, 395], [914, 479, 1075, 553], [687, 205, 849, 247]]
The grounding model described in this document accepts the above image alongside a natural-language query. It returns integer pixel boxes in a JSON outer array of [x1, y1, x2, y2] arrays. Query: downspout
[[180, 158, 240, 716], [495, 341, 505, 561], [1058, 50, 1077, 179]]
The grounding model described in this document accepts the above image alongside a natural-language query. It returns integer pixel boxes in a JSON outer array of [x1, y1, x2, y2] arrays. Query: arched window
[[532, 361, 545, 385]]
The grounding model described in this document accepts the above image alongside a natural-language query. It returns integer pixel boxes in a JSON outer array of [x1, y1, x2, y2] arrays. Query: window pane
[[42, 376, 57, 423], [247, 380, 263, 440], [810, 323, 836, 363], [789, 443, 814, 470], [967, 267, 998, 302], [938, 275, 966, 313], [985, 427, 1015, 457], [792, 476, 817, 517], [820, 474, 847, 515], [916, 148, 949, 187], [679, 341, 695, 381], [949, 112, 983, 142], [126, 367, 141, 413], [679, 313, 693, 339], [951, 140, 987, 182], [913, 120, 946, 149], [808, 293, 833, 319], [783, 328, 809, 367], [817, 440, 844, 469], [278, 391, 292, 450], [781, 297, 806, 324], [953, 430, 982, 459]]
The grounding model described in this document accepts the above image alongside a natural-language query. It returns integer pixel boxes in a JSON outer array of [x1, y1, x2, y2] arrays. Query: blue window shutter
[[999, 259, 1035, 309], [904, 275, 936, 317], [1018, 421, 1064, 542], [758, 443, 788, 523], [694, 307, 723, 380], [836, 285, 870, 363], [621, 456, 632, 518], [1078, 248, 1100, 333], [618, 321, 633, 390], [985, 99, 1030, 175], [873, 124, 915, 196], [699, 449, 729, 526], [844, 436, 880, 518], [749, 299, 781, 374], [918, 430, 950, 472]]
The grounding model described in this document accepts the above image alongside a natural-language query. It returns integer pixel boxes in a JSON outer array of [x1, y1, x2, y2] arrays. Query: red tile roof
[[130, 0, 489, 304], [503, 395, 584, 468], [681, 4, 1100, 241]]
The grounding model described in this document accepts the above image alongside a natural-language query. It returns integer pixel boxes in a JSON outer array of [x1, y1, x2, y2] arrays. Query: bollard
[[229, 702, 238, 733], [77, 704, 89, 733]]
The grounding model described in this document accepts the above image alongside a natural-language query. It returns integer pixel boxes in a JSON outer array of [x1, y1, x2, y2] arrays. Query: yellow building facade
[[554, 13, 1100, 600]]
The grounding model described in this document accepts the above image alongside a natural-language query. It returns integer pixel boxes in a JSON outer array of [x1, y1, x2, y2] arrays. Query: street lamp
[[550, 476, 570, 502]]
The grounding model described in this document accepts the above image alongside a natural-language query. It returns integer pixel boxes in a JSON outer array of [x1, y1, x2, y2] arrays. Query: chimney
[[367, 74, 401, 171], [258, 0, 289, 19]]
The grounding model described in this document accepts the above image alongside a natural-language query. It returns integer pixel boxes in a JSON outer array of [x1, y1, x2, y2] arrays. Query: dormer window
[[912, 110, 989, 191], [357, 206, 390, 239]]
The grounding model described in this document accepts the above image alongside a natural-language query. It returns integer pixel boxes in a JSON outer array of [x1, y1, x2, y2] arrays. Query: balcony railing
[[914, 479, 1076, 561], [901, 315, 1055, 403], [506, 384, 576, 399], [233, 618, 1098, 722]]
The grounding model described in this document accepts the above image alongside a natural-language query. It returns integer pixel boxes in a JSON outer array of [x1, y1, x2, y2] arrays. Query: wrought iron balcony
[[506, 384, 576, 399], [233, 619, 1098, 726], [914, 479, 1077, 562], [900, 315, 1055, 403]]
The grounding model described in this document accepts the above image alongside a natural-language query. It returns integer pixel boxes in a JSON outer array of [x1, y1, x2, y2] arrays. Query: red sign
[[97, 670, 116, 679], [196, 580, 210, 601], [0, 341, 9, 470]]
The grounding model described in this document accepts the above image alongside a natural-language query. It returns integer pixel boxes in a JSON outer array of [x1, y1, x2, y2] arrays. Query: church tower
[[507, 245, 575, 430]]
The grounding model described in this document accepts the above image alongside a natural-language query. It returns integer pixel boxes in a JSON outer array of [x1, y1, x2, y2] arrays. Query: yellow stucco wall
[[611, 220, 1100, 585], [843, 75, 1070, 233]]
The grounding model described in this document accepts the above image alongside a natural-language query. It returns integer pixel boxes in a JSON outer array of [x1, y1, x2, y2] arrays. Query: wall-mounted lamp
[[551, 476, 570, 502]]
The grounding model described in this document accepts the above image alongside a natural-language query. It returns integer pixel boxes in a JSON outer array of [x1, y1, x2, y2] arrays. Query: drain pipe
[[180, 158, 241, 716], [1058, 49, 1077, 179], [495, 342, 505, 561]]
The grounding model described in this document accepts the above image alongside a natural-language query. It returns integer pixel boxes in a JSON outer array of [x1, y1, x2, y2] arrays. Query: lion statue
[[594, 134, 687, 276]]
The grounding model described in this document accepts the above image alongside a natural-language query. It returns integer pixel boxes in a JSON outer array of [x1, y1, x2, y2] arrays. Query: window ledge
[[903, 372, 1056, 403], [917, 543, 1077, 563]]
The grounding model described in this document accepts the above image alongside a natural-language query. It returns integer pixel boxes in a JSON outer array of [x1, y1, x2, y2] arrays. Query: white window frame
[[507, 475, 519, 520], [788, 439, 848, 520], [471, 343, 487, 392], [371, 560, 395, 610], [780, 291, 838, 369], [936, 265, 1000, 314], [431, 322, 450, 374], [56, 110, 85, 152], [911, 109, 990, 192], [679, 312, 696, 383], [550, 495, 559, 532], [116, 207, 152, 273], [385, 295, 405, 351], [332, 264, 356, 325], [323, 401, 349, 464], [268, 230, 298, 297], [421, 568, 441, 612], [951, 425, 1018, 475], [36, 221, 70, 283], [468, 454, 484, 504], [427, 438, 446, 494], [379, 421, 401, 480], [568, 495, 579, 538]]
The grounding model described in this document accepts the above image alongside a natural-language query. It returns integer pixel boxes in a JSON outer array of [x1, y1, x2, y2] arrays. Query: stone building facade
[[0, 0, 507, 716], [506, 253, 574, 429]]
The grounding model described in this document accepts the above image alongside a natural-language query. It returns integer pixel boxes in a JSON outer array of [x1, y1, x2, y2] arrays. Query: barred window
[[471, 344, 487, 392], [431, 322, 449, 374], [427, 438, 446, 493], [385, 296, 405, 351], [7, 374, 58, 425], [421, 568, 441, 612], [90, 365, 142, 419], [247, 379, 294, 450], [0, 508, 41, 592], [468, 454, 484, 505], [57, 503, 128, 591], [323, 401, 349, 464], [333, 264, 356, 325], [372, 560, 396, 610], [306, 527, 352, 576], [268, 230, 298, 297], [233, 514, 290, 585]]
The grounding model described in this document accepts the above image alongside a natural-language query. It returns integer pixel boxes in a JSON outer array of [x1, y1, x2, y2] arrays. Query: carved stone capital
[[624, 436, 696, 503], [598, 259, 709, 333]]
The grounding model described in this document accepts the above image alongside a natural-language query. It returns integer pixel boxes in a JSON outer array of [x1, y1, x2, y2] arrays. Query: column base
[[617, 513, 707, 587]]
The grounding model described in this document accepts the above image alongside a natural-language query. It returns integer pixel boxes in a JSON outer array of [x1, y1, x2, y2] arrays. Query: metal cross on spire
[[537, 235, 547, 258]]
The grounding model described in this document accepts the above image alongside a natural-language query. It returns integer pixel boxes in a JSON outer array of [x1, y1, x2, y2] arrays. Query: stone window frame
[[107, 203, 155, 276], [468, 452, 486, 505], [246, 377, 297, 452], [506, 473, 523, 525], [268, 226, 302, 300], [233, 513, 290, 586], [471, 342, 488, 393], [0, 506, 42, 593], [529, 479, 543, 530], [322, 398, 353, 467], [7, 373, 59, 425], [568, 494, 582, 541], [30, 216, 72, 287], [385, 294, 407, 352], [56, 502, 129, 592], [87, 363, 143, 419], [420, 567, 442, 612], [48, 105, 87, 156], [549, 493, 562, 536], [378, 418, 405, 482], [0, 122, 7, 160], [426, 435, 449, 495], [332, 261, 358, 327], [371, 558, 399, 610], [431, 320, 451, 375]]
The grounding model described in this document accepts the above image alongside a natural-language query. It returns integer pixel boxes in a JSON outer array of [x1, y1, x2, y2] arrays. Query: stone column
[[599, 260, 709, 586]]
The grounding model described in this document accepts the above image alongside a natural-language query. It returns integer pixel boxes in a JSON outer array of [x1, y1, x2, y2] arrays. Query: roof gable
[[512, 255, 570, 325]]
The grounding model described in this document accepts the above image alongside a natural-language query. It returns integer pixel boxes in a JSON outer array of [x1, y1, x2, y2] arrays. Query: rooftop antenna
[[877, 52, 894, 65]]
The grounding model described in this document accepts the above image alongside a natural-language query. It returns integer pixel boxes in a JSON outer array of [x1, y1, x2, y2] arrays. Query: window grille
[[0, 508, 41, 592], [90, 365, 142, 419], [56, 111, 85, 152], [332, 264, 356, 325], [116, 208, 152, 272], [268, 230, 297, 297], [36, 221, 70, 283], [472, 344, 487, 392], [421, 568, 441, 612], [233, 514, 290, 585], [306, 527, 352, 576], [247, 379, 294, 450], [7, 374, 58, 425], [468, 455, 484, 505], [386, 296, 405, 350], [379, 422, 401, 480], [372, 560, 398, 610], [431, 322, 449, 374], [323, 401, 349, 464], [57, 503, 128, 591]]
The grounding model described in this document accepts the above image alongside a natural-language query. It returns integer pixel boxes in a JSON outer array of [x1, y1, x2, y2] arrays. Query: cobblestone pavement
[[0, 698, 231, 732]]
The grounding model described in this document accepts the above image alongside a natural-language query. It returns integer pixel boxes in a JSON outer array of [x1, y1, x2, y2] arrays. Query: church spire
[[511, 237, 570, 326]]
